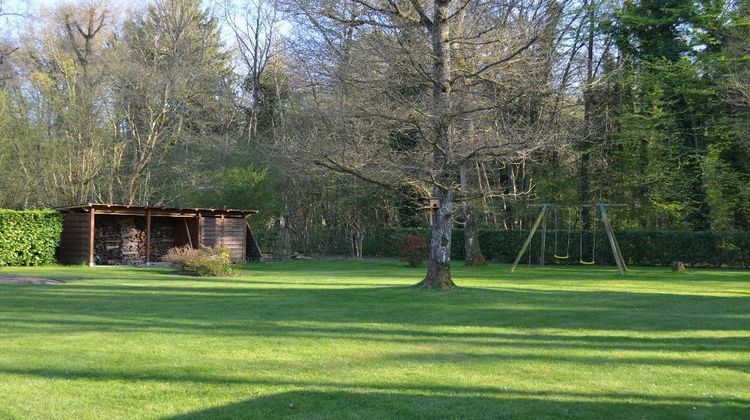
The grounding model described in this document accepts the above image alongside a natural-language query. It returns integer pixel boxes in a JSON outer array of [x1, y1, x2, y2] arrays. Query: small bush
[[0, 209, 62, 266], [163, 246, 233, 276], [163, 246, 201, 270], [397, 234, 428, 267], [186, 247, 233, 277]]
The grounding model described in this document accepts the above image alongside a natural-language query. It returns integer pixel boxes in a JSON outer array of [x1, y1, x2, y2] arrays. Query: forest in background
[[0, 0, 748, 261]]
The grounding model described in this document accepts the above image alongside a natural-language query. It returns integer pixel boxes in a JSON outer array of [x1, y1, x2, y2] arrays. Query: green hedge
[[0, 209, 63, 266], [363, 228, 750, 268]]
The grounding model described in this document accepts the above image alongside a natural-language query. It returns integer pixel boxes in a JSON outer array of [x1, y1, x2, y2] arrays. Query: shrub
[[0, 209, 62, 266], [186, 247, 234, 277], [163, 246, 233, 276], [397, 233, 428, 267], [162, 246, 201, 270]]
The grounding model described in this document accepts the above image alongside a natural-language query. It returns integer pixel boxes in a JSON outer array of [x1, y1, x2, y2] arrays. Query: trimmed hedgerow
[[363, 228, 750, 268], [0, 209, 63, 266]]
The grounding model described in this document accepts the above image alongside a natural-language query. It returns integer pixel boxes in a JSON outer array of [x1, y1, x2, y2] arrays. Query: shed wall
[[199, 216, 246, 262], [59, 213, 90, 264]]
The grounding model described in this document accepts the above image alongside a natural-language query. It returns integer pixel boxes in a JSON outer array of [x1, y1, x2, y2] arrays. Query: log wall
[[93, 216, 175, 265]]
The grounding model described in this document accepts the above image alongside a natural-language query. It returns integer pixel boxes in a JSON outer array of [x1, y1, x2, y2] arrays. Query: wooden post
[[611, 227, 627, 272], [617, 240, 627, 271], [196, 214, 202, 248], [606, 206, 628, 272], [511, 204, 549, 273], [183, 218, 194, 248], [540, 212, 547, 266], [220, 214, 225, 247], [88, 207, 96, 266], [242, 217, 247, 262], [598, 204, 625, 276], [145, 209, 151, 266]]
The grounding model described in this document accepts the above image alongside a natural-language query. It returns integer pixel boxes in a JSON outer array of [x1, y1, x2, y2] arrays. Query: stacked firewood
[[149, 222, 175, 261], [94, 218, 145, 265], [94, 217, 174, 265], [121, 225, 147, 264]]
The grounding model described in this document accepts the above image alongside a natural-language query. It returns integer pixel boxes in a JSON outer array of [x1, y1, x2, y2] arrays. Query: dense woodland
[[0, 0, 748, 284]]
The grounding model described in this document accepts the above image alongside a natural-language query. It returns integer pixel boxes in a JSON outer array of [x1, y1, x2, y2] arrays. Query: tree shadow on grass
[[4, 281, 750, 331], [0, 366, 746, 419], [3, 283, 749, 377], [6, 282, 749, 332], [2, 264, 748, 418], [3, 315, 749, 361], [165, 389, 749, 419]]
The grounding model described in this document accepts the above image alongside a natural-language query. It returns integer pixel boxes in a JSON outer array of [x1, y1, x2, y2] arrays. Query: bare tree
[[0, 0, 22, 86], [0, 44, 18, 86], [115, 0, 233, 204], [11, 3, 119, 205], [224, 0, 283, 141], [283, 0, 558, 288]]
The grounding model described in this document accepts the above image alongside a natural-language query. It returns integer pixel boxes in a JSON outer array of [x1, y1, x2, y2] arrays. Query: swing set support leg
[[610, 222, 627, 273], [540, 214, 547, 266], [511, 204, 549, 273], [599, 203, 627, 276]]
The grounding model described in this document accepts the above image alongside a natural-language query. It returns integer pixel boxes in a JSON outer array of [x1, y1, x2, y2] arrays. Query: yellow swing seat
[[554, 254, 570, 260], [579, 259, 596, 265]]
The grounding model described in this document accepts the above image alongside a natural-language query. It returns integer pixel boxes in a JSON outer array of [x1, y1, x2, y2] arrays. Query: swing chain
[[553, 208, 571, 260], [579, 206, 596, 265]]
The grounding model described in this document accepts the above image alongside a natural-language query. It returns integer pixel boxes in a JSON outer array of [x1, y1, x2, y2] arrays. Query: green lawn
[[0, 260, 748, 419]]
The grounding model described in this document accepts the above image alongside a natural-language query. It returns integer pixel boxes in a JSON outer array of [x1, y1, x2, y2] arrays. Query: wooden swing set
[[510, 203, 628, 276]]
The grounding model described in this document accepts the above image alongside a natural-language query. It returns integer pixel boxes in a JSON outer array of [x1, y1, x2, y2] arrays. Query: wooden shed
[[56, 204, 259, 266]]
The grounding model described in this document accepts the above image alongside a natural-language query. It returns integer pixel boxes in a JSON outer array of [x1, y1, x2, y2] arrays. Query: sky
[[1, 0, 282, 86], [1, 0, 238, 48], [1, 0, 125, 38]]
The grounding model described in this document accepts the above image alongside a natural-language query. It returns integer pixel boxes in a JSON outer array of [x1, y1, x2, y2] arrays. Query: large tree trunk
[[417, 0, 456, 290], [417, 188, 455, 289], [460, 121, 485, 266], [462, 197, 486, 266]]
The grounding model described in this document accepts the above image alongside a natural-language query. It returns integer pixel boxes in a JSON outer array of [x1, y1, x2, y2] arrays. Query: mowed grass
[[0, 260, 748, 419]]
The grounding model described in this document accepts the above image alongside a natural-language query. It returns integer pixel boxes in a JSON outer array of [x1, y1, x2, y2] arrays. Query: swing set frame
[[510, 203, 628, 276]]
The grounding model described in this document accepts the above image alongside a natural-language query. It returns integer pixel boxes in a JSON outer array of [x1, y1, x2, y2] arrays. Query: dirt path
[[0, 276, 63, 285]]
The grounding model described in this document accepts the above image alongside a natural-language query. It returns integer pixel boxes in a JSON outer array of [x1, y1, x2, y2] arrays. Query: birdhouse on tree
[[419, 197, 440, 210]]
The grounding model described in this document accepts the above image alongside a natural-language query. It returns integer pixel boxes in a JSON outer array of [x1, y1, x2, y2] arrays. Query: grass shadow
[[166, 389, 749, 419]]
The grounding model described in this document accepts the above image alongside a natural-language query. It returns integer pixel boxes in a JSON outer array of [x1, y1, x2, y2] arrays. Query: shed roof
[[56, 203, 258, 217]]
